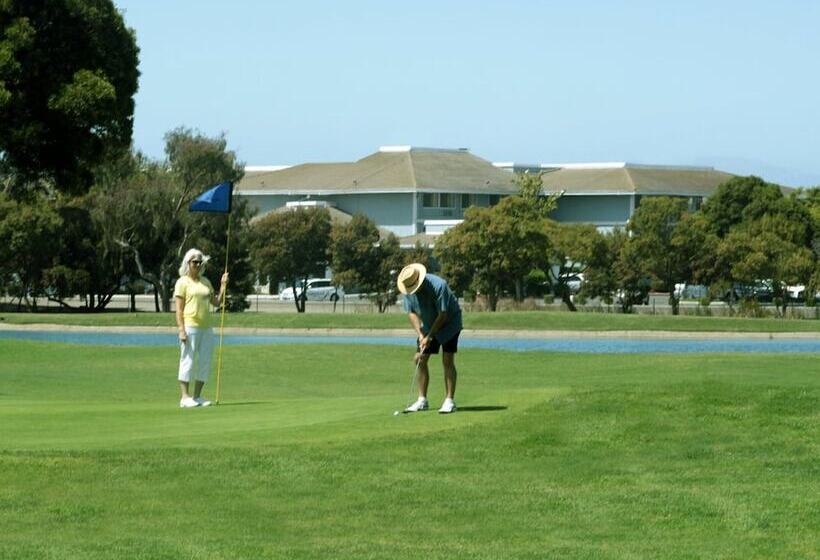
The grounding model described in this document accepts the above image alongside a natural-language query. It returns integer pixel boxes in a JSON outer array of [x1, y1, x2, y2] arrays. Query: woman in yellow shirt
[[174, 248, 228, 408]]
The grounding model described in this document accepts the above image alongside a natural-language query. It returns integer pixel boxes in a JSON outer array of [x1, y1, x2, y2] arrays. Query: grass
[[2, 309, 820, 332], [1, 338, 818, 558]]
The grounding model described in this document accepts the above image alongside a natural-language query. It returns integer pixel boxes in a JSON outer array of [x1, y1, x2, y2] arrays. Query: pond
[[2, 329, 820, 353]]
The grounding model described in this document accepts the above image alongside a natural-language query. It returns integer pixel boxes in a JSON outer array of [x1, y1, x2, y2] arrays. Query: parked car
[[279, 278, 344, 301], [721, 281, 774, 303], [674, 283, 709, 299], [785, 284, 820, 302], [558, 272, 584, 294]]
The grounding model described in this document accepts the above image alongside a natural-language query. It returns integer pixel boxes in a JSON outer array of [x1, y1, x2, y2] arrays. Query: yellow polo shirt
[[174, 276, 214, 328]]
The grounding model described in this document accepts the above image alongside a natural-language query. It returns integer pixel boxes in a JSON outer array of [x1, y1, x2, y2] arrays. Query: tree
[[403, 241, 434, 271], [698, 176, 817, 311], [0, 192, 62, 310], [252, 207, 331, 313], [580, 228, 650, 313], [544, 222, 605, 311], [435, 196, 552, 310], [94, 130, 244, 312], [0, 0, 140, 195], [329, 214, 403, 312], [44, 200, 135, 310], [628, 197, 691, 314], [611, 230, 651, 313], [700, 176, 784, 236], [719, 215, 815, 315]]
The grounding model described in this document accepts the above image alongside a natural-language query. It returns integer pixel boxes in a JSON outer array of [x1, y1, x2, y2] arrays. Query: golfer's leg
[[178, 333, 194, 398], [193, 329, 213, 398], [442, 352, 457, 399], [417, 354, 430, 398]]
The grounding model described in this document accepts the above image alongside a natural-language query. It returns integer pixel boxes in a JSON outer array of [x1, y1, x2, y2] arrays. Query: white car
[[279, 278, 344, 301], [558, 273, 584, 293]]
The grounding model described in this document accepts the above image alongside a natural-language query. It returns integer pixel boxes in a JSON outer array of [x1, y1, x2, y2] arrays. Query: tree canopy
[[329, 214, 403, 312], [0, 0, 139, 195], [252, 207, 332, 313]]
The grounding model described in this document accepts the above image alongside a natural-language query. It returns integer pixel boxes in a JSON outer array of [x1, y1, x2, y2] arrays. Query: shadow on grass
[[214, 401, 270, 407], [458, 405, 507, 412]]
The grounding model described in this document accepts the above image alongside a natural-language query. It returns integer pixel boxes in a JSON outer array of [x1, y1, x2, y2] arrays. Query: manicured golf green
[[1, 339, 817, 559], [3, 309, 820, 332]]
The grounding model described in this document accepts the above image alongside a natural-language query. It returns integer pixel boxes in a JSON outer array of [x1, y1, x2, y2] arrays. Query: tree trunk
[[669, 294, 680, 315], [561, 291, 577, 312], [153, 289, 160, 312], [514, 278, 523, 302], [130, 292, 136, 312]]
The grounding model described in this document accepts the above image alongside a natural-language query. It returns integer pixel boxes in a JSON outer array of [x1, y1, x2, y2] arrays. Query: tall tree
[[436, 196, 552, 310], [628, 197, 691, 314], [0, 192, 62, 310], [719, 215, 815, 315], [700, 176, 783, 236], [544, 222, 605, 311], [252, 207, 332, 313], [94, 130, 244, 311], [329, 214, 403, 312], [0, 0, 140, 195]]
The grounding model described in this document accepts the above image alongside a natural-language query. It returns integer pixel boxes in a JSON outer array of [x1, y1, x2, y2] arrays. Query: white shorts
[[178, 327, 214, 383]]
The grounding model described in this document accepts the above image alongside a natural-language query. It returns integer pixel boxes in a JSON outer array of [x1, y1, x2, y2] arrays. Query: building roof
[[236, 146, 517, 195], [258, 203, 395, 240], [538, 163, 735, 196]]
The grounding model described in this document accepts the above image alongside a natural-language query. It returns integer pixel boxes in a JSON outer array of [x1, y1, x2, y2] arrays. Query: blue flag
[[189, 181, 233, 213]]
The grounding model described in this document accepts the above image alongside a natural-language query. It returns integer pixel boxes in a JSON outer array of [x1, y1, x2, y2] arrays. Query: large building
[[236, 146, 736, 244]]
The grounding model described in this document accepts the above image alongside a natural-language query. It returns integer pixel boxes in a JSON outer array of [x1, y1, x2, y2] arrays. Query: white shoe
[[194, 397, 212, 407], [179, 396, 200, 408], [438, 398, 456, 414], [404, 397, 429, 413]]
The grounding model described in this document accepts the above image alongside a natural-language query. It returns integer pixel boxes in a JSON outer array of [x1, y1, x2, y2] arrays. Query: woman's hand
[[221, 272, 229, 286], [178, 329, 187, 344]]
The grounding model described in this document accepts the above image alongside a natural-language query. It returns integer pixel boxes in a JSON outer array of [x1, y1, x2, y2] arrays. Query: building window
[[422, 193, 456, 208], [461, 194, 476, 208], [489, 194, 500, 206], [688, 196, 703, 212]]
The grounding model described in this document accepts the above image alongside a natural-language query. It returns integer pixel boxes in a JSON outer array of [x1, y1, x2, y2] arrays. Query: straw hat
[[397, 263, 427, 295]]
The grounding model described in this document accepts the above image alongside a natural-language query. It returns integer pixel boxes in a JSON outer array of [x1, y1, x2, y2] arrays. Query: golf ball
[[393, 410, 400, 416]]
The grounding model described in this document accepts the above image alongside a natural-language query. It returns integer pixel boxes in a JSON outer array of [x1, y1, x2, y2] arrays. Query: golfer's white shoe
[[438, 398, 456, 414], [404, 397, 429, 412], [194, 397, 212, 407], [179, 396, 200, 408]]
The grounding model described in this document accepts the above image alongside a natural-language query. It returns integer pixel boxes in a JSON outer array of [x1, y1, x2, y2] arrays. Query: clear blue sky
[[114, 0, 820, 186]]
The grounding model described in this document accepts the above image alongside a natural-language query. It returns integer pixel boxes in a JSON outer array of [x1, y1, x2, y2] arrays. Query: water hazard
[[2, 329, 819, 353]]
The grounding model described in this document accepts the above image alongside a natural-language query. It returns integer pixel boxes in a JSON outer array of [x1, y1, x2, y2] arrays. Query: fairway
[[1, 339, 818, 559]]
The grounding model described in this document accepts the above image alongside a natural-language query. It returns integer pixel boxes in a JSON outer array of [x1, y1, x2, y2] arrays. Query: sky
[[114, 0, 820, 187]]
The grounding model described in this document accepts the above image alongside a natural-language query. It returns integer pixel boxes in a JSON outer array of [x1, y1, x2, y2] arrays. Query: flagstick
[[215, 211, 232, 404]]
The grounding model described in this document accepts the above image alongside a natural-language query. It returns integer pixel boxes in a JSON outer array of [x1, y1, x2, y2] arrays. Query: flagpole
[[215, 211, 232, 404]]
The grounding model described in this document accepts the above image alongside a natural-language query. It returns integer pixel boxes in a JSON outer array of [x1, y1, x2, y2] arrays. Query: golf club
[[394, 354, 422, 416]]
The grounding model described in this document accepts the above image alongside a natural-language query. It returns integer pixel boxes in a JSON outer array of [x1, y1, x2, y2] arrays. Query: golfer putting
[[397, 263, 463, 414]]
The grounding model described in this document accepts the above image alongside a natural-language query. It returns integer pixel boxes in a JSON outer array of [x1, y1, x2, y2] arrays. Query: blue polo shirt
[[402, 273, 462, 344]]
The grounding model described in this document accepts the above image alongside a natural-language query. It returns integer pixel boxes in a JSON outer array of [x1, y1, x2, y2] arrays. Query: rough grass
[[1, 340, 818, 559]]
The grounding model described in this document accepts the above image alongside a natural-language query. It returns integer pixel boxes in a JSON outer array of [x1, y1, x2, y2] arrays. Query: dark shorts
[[418, 331, 461, 354]]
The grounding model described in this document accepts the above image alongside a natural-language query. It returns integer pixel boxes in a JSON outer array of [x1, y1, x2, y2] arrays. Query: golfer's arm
[[408, 313, 424, 338], [174, 297, 185, 334], [211, 283, 225, 307], [428, 311, 449, 339]]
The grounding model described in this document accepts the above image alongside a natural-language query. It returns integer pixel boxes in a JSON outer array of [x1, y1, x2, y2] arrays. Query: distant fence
[[3, 293, 819, 319]]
